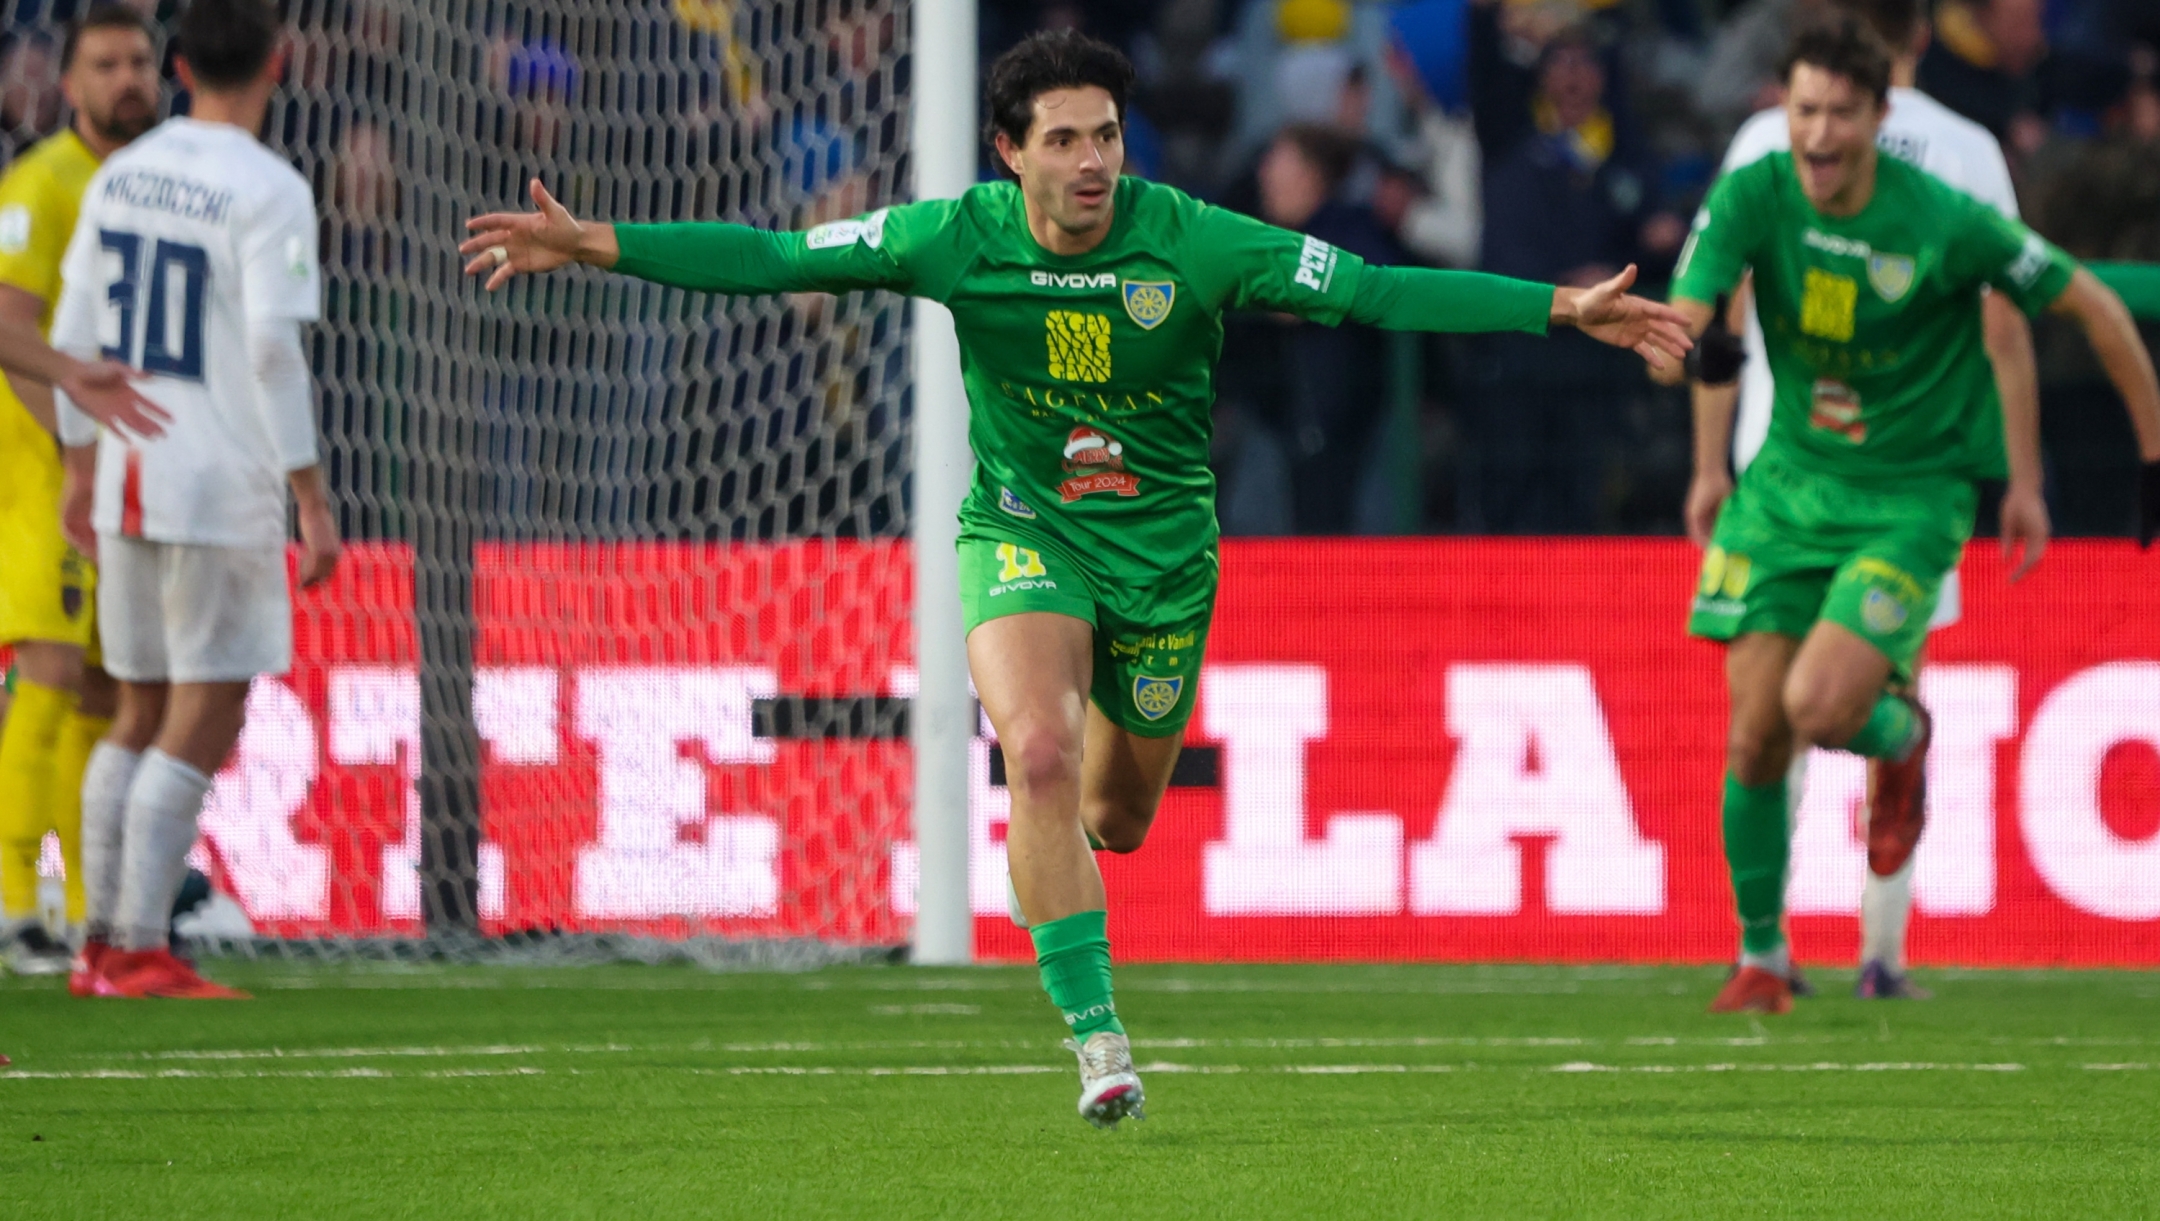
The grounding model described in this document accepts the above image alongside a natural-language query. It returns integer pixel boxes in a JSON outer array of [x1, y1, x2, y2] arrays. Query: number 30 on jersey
[[98, 228, 208, 381]]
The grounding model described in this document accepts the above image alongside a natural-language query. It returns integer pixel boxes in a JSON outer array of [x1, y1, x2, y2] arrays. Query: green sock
[[1722, 774, 1790, 956], [1085, 830, 1104, 851], [1031, 910, 1124, 1038], [1844, 693, 1919, 760]]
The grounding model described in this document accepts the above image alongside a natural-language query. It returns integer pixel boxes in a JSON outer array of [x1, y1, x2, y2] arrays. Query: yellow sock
[[52, 710, 110, 925], [0, 678, 74, 920]]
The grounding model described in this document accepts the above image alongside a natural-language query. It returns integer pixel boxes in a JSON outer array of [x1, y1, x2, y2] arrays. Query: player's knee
[[1000, 729, 1080, 801], [1782, 680, 1860, 748], [1088, 809, 1152, 854], [1726, 722, 1790, 787]]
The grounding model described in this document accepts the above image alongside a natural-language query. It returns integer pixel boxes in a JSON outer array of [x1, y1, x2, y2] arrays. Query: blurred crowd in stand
[[0, 0, 2152, 537]]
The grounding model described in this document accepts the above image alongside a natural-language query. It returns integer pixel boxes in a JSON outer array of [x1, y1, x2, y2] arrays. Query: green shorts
[[957, 528, 1217, 737], [1686, 457, 1974, 682]]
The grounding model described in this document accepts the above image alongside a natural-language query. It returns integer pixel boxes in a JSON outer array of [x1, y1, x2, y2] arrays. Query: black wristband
[[1686, 294, 1745, 386]]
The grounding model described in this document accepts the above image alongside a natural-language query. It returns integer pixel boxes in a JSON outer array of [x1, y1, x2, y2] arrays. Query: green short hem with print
[[1685, 457, 1974, 681], [958, 529, 1217, 737]]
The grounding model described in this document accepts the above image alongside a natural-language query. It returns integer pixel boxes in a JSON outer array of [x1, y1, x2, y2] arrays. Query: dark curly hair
[[1780, 14, 1892, 106], [982, 30, 1134, 178], [179, 0, 281, 90]]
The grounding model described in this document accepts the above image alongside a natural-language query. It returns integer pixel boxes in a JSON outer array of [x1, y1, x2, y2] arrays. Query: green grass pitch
[[3, 961, 2156, 1218]]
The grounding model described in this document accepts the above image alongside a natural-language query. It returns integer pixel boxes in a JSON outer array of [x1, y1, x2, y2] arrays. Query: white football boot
[[1064, 1030, 1145, 1128]]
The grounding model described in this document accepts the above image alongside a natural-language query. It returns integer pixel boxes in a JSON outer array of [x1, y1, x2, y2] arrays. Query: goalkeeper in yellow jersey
[[0, 6, 163, 976]]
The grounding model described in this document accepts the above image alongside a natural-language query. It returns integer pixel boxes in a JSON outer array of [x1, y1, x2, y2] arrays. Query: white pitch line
[[142, 1044, 558, 1061], [1548, 1061, 2027, 1074], [10, 1060, 2128, 1082], [0, 1066, 546, 1081]]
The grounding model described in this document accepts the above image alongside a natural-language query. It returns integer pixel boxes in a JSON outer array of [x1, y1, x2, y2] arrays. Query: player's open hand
[[297, 499, 342, 589], [60, 358, 168, 440], [2000, 483, 2049, 581], [1560, 265, 1694, 373], [1684, 470, 1731, 548], [461, 179, 613, 290]]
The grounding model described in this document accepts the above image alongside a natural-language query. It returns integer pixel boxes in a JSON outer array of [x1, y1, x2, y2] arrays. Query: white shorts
[[96, 535, 292, 684]]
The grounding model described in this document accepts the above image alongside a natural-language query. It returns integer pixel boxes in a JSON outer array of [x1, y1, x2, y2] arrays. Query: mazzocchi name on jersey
[[98, 168, 234, 223]]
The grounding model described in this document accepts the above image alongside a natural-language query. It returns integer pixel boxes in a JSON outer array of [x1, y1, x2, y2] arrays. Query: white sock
[[114, 749, 212, 953], [79, 741, 143, 943], [1859, 859, 1915, 972], [1740, 943, 1791, 976]]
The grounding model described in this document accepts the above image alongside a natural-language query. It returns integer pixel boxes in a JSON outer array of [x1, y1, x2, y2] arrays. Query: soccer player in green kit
[[462, 31, 1692, 1125], [1664, 17, 2160, 1014]]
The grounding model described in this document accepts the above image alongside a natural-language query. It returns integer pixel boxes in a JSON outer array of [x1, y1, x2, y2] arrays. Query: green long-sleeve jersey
[[614, 176, 1555, 582]]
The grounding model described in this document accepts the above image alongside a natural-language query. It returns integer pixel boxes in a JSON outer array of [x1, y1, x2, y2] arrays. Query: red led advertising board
[[200, 539, 2160, 966]]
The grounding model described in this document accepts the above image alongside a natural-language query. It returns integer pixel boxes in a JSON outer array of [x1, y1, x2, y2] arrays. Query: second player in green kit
[[1677, 142, 2076, 681], [1667, 16, 2160, 1015], [465, 29, 1694, 1127]]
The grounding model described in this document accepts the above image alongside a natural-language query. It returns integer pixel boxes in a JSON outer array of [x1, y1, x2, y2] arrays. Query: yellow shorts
[[0, 441, 99, 663]]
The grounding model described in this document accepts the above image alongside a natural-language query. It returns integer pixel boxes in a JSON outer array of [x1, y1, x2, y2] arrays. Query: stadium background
[[1, 0, 2155, 965]]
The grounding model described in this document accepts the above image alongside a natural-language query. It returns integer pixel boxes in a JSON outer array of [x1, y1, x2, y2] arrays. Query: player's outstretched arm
[[1344, 262, 1693, 370], [462, 178, 912, 299], [461, 179, 617, 289], [2047, 268, 2160, 546], [1548, 265, 1696, 373]]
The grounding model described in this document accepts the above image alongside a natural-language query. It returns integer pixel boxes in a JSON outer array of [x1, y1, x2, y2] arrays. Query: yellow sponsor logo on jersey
[[1046, 310, 1112, 383], [1800, 269, 1857, 342]]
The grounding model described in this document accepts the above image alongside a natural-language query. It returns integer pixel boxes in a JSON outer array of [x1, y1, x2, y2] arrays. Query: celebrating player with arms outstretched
[[54, 0, 339, 999], [463, 30, 1690, 1125], [0, 3, 164, 978], [1666, 17, 2160, 1014]]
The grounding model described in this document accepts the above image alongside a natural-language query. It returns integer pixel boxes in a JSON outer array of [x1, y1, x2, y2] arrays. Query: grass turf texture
[[3, 963, 2156, 1218]]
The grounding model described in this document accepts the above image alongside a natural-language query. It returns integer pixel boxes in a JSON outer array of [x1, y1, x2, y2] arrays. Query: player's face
[[1783, 64, 1883, 210], [1007, 86, 1124, 239], [64, 27, 160, 146]]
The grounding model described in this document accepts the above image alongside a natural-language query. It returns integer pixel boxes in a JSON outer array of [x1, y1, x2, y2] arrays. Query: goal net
[[8, 0, 923, 960]]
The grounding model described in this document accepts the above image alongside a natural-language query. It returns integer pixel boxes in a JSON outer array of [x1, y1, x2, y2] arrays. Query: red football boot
[[1708, 965, 1793, 1015], [69, 938, 114, 998], [99, 949, 250, 1000], [1866, 698, 1932, 877]]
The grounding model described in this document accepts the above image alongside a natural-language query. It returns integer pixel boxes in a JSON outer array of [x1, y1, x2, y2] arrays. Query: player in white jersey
[[49, 0, 339, 999], [1692, 0, 2042, 1000]]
